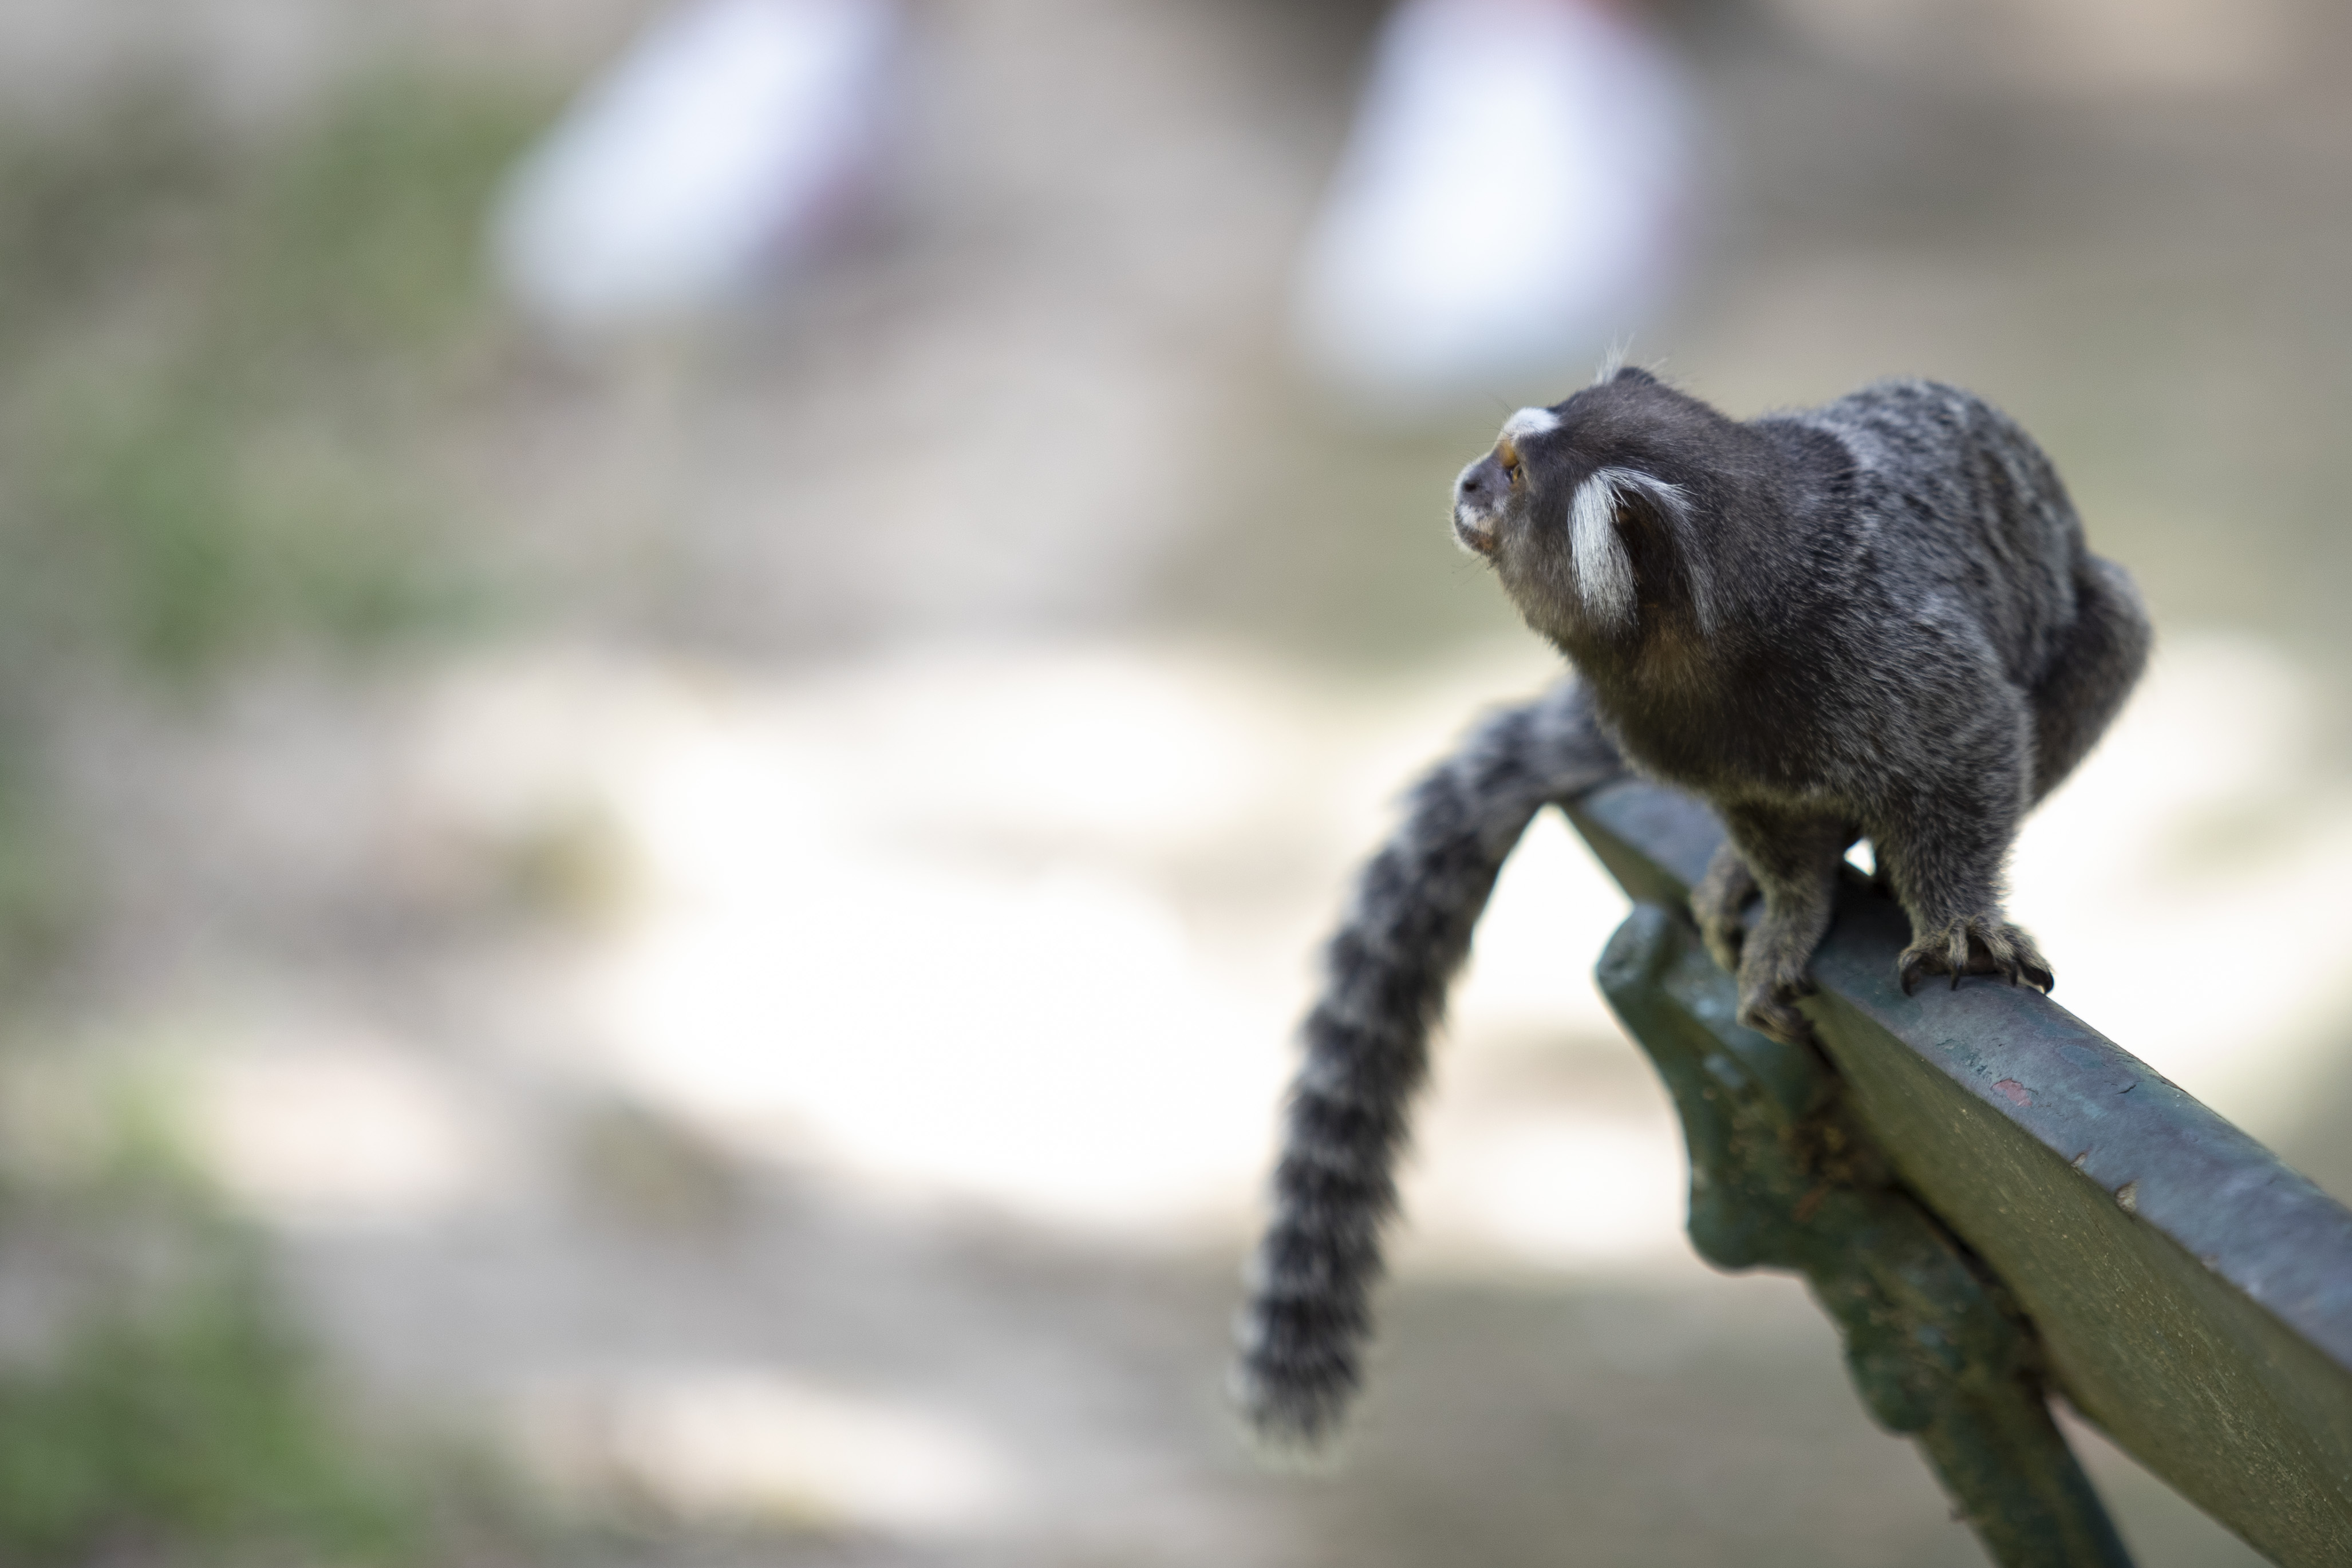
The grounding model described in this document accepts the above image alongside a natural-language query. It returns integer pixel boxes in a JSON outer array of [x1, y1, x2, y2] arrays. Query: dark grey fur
[[1234, 370, 2148, 1448]]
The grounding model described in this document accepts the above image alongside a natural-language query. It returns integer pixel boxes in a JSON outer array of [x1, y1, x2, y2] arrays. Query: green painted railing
[[1564, 779, 2352, 1568]]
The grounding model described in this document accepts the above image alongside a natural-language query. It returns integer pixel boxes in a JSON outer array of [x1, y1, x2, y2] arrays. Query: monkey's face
[[1451, 381, 1710, 649], [1451, 405, 1558, 562], [1453, 403, 1605, 645]]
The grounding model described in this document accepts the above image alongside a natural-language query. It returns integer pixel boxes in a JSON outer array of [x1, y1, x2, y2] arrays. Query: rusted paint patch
[[1992, 1078, 2032, 1108]]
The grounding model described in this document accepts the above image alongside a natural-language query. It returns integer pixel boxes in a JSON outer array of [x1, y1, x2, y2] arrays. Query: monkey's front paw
[[1897, 919, 2054, 996]]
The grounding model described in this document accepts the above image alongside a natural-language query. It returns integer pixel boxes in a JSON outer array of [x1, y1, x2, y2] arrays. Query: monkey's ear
[[1612, 365, 1659, 386], [1570, 467, 1714, 635], [1568, 469, 1643, 631]]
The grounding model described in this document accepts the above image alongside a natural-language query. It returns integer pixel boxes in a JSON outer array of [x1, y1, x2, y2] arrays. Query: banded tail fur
[[1233, 678, 1621, 1446]]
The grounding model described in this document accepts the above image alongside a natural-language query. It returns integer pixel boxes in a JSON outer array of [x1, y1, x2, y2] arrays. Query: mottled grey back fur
[[1236, 371, 2148, 1449]]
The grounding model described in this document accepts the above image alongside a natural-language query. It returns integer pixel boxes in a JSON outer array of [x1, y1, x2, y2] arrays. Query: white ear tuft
[[1595, 339, 1631, 384], [1569, 467, 1703, 633], [1568, 470, 1637, 629]]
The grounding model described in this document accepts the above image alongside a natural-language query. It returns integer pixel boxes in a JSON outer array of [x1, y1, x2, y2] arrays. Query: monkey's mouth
[[1452, 505, 1499, 557]]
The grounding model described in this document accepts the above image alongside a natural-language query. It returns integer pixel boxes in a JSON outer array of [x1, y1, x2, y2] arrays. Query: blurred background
[[0, 0, 2343, 1563]]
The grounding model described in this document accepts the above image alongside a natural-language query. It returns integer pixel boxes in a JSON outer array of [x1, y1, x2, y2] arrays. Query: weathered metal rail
[[1562, 779, 2352, 1568]]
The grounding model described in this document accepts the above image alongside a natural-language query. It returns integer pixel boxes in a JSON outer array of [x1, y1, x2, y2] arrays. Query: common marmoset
[[1234, 368, 2149, 1447]]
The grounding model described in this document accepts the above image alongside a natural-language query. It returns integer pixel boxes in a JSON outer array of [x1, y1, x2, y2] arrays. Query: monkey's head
[[1453, 366, 1727, 654]]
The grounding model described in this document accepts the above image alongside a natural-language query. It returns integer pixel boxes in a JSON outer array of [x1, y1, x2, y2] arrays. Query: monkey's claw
[[1896, 919, 2054, 997]]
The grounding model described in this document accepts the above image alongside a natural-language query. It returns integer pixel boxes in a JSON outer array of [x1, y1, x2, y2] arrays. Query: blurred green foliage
[[0, 69, 552, 963], [0, 1242, 415, 1565], [0, 1078, 473, 1567], [0, 69, 563, 1565], [0, 72, 548, 681]]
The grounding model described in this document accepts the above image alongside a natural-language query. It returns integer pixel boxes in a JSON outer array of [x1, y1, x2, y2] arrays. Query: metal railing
[[1564, 779, 2352, 1568]]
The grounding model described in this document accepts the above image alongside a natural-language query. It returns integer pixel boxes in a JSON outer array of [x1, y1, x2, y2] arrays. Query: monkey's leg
[[1874, 742, 2053, 994], [1719, 807, 1848, 1044], [2027, 556, 2151, 803], [1691, 842, 1758, 974]]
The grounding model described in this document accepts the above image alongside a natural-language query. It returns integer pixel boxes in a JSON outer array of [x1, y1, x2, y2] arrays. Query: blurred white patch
[[2013, 632, 2352, 1135], [1293, 0, 1694, 412], [516, 1368, 1020, 1532], [1453, 808, 1628, 1042], [1418, 1111, 1690, 1267], [495, 0, 901, 329], [603, 854, 1287, 1227], [474, 644, 1320, 1232], [1403, 813, 1690, 1276], [191, 1039, 488, 1225]]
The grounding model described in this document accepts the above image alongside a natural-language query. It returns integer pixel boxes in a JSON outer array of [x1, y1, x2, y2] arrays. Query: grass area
[[0, 72, 548, 683], [0, 70, 554, 963], [0, 1237, 418, 1565], [0, 1078, 547, 1567], [0, 67, 564, 1566]]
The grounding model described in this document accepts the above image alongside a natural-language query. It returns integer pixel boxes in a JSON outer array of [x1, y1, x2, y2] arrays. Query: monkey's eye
[[1497, 437, 1522, 486]]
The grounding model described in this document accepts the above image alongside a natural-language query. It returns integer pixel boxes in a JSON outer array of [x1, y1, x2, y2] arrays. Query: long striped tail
[[1233, 679, 1621, 1448]]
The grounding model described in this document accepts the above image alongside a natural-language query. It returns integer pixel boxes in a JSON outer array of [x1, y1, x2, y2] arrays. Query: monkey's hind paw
[[1691, 848, 1759, 975], [1897, 919, 2054, 997], [1737, 977, 1816, 1046]]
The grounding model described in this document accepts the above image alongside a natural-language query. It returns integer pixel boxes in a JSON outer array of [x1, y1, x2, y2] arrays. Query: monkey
[[1233, 368, 2148, 1448]]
